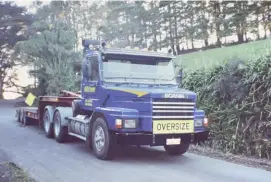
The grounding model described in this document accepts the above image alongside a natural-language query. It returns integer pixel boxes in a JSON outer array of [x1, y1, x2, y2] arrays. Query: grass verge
[[0, 162, 36, 182]]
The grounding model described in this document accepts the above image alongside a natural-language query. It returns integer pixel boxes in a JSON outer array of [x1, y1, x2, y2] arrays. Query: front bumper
[[115, 130, 209, 146]]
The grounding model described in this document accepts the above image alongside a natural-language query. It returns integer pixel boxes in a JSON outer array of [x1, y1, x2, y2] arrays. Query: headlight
[[194, 119, 203, 127], [124, 119, 137, 128]]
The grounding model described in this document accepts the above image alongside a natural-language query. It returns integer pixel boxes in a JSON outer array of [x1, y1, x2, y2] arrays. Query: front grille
[[152, 98, 195, 120]]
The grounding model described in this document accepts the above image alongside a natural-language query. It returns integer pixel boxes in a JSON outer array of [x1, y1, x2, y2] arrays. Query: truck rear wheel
[[91, 117, 116, 160], [53, 110, 68, 143], [164, 143, 190, 155], [43, 109, 54, 138]]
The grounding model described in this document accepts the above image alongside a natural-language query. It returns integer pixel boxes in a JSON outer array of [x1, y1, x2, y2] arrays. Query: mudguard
[[95, 107, 139, 130], [44, 105, 55, 124], [53, 107, 73, 126]]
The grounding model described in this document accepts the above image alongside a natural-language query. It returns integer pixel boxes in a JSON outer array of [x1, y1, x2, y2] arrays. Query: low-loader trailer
[[16, 40, 209, 160]]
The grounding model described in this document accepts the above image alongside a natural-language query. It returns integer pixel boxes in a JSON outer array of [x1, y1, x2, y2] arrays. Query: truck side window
[[82, 55, 99, 81], [90, 55, 99, 81]]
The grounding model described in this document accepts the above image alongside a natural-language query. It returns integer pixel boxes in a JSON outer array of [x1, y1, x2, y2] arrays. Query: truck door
[[81, 53, 99, 108]]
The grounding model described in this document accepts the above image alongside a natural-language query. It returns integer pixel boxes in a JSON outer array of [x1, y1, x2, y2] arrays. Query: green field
[[176, 38, 271, 70]]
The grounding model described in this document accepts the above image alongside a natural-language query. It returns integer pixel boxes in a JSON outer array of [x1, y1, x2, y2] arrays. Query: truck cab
[[67, 40, 209, 159]]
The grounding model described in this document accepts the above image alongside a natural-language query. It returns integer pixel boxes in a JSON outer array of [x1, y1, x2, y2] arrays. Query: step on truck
[[15, 40, 209, 160]]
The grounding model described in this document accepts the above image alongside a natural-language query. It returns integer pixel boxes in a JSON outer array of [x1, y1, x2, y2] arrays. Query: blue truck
[[15, 40, 209, 160]]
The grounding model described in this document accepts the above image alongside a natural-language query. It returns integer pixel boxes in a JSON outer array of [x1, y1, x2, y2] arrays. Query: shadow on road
[[26, 123, 190, 163], [70, 136, 191, 164], [113, 146, 191, 164]]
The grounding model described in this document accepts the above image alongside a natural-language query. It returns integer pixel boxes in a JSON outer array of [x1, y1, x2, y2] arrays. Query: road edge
[[188, 145, 271, 172]]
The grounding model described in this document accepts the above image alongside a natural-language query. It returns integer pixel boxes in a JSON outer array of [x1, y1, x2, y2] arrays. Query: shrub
[[183, 54, 271, 159]]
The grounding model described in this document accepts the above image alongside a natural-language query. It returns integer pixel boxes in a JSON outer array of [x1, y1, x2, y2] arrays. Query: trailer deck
[[16, 90, 80, 126]]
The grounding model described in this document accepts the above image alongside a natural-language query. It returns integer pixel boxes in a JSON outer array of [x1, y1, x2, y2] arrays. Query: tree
[[16, 2, 80, 96], [0, 2, 33, 98]]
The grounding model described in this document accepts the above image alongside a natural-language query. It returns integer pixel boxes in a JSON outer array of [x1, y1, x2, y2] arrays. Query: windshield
[[102, 55, 177, 85]]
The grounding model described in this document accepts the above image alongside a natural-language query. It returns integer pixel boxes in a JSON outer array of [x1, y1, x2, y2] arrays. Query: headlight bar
[[115, 118, 138, 129]]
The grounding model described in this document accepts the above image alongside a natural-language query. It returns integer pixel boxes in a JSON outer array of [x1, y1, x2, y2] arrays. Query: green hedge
[[183, 54, 271, 159]]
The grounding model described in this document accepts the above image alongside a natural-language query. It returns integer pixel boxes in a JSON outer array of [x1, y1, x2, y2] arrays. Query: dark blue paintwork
[[80, 48, 208, 135]]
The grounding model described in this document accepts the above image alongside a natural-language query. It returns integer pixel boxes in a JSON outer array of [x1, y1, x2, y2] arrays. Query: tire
[[53, 110, 68, 143], [43, 109, 54, 138], [16, 110, 21, 122], [21, 112, 29, 125], [91, 117, 116, 160], [20, 111, 24, 123], [22, 115, 28, 125], [164, 143, 190, 155]]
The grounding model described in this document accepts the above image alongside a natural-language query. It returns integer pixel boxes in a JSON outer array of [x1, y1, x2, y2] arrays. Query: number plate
[[153, 120, 194, 134], [166, 138, 181, 145]]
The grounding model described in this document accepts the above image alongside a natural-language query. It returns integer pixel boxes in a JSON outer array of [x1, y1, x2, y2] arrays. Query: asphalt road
[[1, 100, 271, 182]]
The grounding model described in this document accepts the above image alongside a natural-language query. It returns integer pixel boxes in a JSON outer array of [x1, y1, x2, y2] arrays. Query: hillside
[[177, 39, 271, 70]]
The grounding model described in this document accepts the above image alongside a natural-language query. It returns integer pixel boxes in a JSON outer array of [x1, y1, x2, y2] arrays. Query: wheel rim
[[54, 116, 60, 137], [43, 112, 50, 133], [94, 126, 105, 152]]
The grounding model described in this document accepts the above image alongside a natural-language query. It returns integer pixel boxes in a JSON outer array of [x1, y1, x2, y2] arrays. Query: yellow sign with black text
[[85, 99, 92, 106], [84, 86, 96, 93], [152, 120, 194, 134]]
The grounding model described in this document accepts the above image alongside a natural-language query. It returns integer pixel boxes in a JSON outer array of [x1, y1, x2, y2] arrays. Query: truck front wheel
[[164, 143, 190, 155], [91, 117, 116, 160]]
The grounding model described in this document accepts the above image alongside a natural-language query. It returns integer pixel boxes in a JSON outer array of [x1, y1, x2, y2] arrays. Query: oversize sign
[[153, 120, 194, 134]]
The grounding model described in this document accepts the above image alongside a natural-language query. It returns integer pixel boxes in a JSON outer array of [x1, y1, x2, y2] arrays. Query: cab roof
[[101, 48, 176, 59]]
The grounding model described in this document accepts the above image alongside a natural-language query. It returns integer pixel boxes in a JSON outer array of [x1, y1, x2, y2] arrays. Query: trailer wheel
[[164, 143, 190, 155], [53, 110, 68, 143], [22, 115, 28, 125], [91, 117, 116, 160], [21, 112, 29, 126], [16, 110, 21, 123], [43, 109, 54, 138], [20, 110, 24, 123]]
